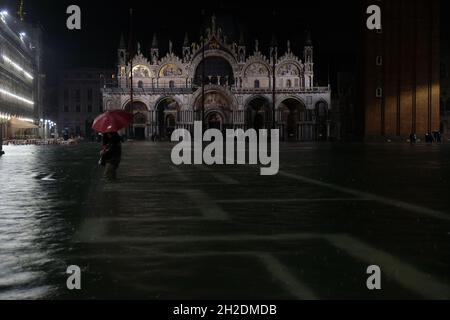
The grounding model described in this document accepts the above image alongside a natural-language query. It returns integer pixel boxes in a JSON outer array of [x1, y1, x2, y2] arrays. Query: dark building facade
[[440, 0, 450, 139], [57, 68, 115, 138], [361, 0, 440, 140]]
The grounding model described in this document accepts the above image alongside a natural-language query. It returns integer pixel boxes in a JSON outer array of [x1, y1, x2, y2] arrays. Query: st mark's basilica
[[102, 16, 332, 141]]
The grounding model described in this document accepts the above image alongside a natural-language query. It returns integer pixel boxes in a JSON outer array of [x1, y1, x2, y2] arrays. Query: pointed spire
[[271, 34, 278, 47], [183, 32, 189, 47], [168, 40, 173, 54], [287, 40, 291, 53], [239, 31, 245, 46], [211, 13, 216, 32], [119, 33, 126, 49], [151, 33, 158, 48], [137, 42, 141, 55], [305, 30, 312, 46]]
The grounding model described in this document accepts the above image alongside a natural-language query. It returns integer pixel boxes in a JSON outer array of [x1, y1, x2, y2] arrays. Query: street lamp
[[0, 10, 8, 23]]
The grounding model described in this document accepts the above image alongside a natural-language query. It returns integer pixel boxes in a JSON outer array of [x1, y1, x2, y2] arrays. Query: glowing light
[[0, 88, 34, 105], [2, 54, 34, 80], [0, 113, 11, 120], [17, 117, 35, 123], [0, 10, 7, 23]]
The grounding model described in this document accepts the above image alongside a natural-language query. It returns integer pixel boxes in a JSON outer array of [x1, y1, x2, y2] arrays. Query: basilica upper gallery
[[102, 16, 332, 141]]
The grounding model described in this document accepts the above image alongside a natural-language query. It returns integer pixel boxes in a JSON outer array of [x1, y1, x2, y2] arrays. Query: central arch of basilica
[[103, 16, 331, 141]]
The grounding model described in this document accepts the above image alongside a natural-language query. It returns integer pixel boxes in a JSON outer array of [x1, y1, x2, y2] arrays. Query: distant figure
[[425, 133, 434, 144], [100, 132, 122, 181], [433, 131, 442, 144], [409, 132, 417, 144], [0, 136, 4, 156]]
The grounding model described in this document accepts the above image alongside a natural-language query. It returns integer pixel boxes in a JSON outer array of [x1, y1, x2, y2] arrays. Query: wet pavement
[[1, 142, 450, 299]]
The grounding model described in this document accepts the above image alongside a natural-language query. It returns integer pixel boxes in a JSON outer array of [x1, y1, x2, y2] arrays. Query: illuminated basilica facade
[[103, 17, 331, 141]]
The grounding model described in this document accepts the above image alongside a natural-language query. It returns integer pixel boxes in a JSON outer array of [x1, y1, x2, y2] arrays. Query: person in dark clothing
[[100, 132, 122, 181], [0, 136, 4, 156], [409, 133, 417, 144]]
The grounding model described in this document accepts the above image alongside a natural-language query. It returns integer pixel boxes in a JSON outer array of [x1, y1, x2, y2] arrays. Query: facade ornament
[[108, 21, 330, 142]]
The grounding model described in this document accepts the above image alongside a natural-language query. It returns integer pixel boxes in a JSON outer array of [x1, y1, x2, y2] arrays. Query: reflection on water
[[0, 145, 96, 299], [1, 142, 450, 299]]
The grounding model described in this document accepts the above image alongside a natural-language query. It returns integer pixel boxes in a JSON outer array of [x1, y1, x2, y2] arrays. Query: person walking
[[100, 132, 122, 181], [0, 137, 4, 156]]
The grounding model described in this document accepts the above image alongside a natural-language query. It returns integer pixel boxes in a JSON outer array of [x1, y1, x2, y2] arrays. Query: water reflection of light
[[0, 145, 59, 299]]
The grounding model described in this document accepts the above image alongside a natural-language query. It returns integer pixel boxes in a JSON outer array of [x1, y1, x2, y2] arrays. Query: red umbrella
[[92, 110, 133, 133]]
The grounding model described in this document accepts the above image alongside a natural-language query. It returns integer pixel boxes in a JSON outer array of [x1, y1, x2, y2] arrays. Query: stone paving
[[61, 142, 450, 299]]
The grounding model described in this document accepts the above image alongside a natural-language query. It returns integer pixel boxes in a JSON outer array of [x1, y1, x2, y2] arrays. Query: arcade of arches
[[122, 95, 329, 141]]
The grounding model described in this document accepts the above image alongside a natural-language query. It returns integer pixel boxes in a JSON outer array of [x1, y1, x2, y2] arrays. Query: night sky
[[2, 0, 362, 85]]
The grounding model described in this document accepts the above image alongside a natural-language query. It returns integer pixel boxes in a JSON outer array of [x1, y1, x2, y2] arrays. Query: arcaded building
[[57, 68, 115, 138], [102, 16, 331, 141]]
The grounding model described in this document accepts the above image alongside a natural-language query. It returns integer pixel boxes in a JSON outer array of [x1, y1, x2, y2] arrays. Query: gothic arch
[[154, 96, 183, 111], [244, 95, 272, 109], [243, 61, 271, 77], [189, 50, 239, 79], [191, 87, 238, 112], [157, 63, 185, 78], [276, 95, 306, 110], [130, 65, 153, 78], [276, 61, 303, 77], [245, 95, 272, 129], [121, 98, 150, 111], [315, 99, 329, 113]]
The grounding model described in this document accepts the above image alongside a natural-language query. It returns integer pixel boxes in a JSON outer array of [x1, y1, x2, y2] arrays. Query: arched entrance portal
[[279, 98, 308, 141], [206, 111, 223, 130], [245, 96, 271, 130], [155, 97, 180, 140], [194, 91, 232, 130], [124, 101, 148, 140]]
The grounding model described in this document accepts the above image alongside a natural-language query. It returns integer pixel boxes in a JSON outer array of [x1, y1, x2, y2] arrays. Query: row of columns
[[128, 110, 330, 141]]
